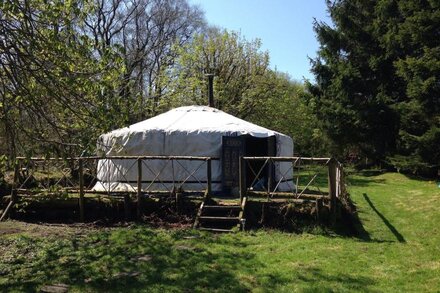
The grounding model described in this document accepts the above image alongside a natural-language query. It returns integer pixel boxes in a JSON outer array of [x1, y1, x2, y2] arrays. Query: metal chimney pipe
[[206, 73, 214, 107]]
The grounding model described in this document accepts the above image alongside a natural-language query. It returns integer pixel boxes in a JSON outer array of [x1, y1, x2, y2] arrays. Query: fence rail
[[13, 156, 217, 193]]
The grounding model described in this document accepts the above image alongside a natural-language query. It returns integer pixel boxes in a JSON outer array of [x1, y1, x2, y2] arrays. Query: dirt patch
[[0, 220, 124, 238], [6, 193, 199, 224], [0, 195, 198, 234], [0, 226, 22, 236], [244, 201, 330, 232]]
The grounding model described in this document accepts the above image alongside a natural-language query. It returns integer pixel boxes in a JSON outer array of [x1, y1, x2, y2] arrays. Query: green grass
[[295, 164, 329, 193], [1, 172, 440, 292]]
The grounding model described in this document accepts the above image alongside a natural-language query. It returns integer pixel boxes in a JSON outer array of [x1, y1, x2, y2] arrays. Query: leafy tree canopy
[[161, 27, 270, 118]]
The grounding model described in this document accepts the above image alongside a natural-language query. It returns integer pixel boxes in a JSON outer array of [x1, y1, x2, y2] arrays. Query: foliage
[[161, 28, 271, 118], [0, 0, 324, 161], [247, 71, 330, 156], [160, 28, 325, 156], [309, 0, 440, 175], [1, 172, 440, 292], [0, 0, 128, 157], [0, 0, 205, 159], [82, 0, 206, 119]]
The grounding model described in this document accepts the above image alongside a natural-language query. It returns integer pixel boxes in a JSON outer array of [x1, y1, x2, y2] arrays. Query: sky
[[188, 0, 331, 82]]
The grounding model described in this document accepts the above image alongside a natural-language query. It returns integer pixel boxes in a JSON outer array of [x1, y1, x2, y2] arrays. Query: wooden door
[[221, 136, 245, 192]]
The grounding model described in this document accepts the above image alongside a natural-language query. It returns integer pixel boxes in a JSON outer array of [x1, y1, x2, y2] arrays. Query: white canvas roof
[[128, 106, 278, 135], [94, 106, 294, 192]]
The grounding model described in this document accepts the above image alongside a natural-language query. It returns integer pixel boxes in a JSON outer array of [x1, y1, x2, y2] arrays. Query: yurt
[[93, 106, 294, 193]]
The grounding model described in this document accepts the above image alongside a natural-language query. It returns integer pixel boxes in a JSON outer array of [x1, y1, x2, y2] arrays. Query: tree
[[0, 0, 126, 158], [309, 0, 439, 175], [386, 0, 440, 173], [248, 72, 329, 156], [0, 0, 205, 160], [84, 0, 205, 120], [162, 27, 271, 119]]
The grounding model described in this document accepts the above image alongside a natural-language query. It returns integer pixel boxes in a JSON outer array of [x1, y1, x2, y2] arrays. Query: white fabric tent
[[93, 106, 294, 192]]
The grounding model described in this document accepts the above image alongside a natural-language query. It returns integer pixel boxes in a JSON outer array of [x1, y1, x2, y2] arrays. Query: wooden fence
[[5, 156, 217, 221], [2, 155, 346, 222], [239, 156, 346, 217]]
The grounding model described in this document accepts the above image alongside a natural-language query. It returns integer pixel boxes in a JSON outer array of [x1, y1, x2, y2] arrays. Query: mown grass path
[[0, 172, 439, 292]]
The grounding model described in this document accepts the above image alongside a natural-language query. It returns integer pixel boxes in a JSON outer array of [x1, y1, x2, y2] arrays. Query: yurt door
[[221, 136, 245, 194], [244, 136, 276, 191]]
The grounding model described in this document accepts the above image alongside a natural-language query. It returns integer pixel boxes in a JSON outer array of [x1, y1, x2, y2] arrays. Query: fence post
[[206, 158, 212, 197], [124, 194, 131, 220], [79, 158, 85, 222], [1, 160, 20, 221], [137, 158, 142, 220], [239, 157, 246, 202], [316, 198, 323, 222], [328, 159, 337, 221], [267, 158, 273, 194], [11, 160, 19, 203]]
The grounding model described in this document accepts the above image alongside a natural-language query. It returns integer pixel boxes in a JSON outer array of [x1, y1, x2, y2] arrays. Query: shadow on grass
[[348, 176, 386, 187], [297, 267, 376, 292], [332, 207, 373, 242], [357, 170, 386, 177], [362, 193, 406, 243], [0, 226, 382, 292], [403, 173, 436, 182], [0, 228, 286, 292], [328, 188, 408, 244]]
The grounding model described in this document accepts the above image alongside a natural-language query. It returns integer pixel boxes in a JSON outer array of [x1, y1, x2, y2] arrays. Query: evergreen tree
[[309, 0, 439, 175]]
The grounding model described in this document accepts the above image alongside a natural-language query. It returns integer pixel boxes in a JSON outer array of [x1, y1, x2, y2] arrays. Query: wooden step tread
[[199, 216, 239, 221], [203, 205, 241, 209], [198, 227, 233, 233]]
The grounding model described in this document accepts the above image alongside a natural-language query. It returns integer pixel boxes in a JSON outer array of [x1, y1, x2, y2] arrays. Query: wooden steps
[[203, 205, 241, 210], [198, 227, 233, 233], [194, 197, 247, 232], [199, 216, 240, 220]]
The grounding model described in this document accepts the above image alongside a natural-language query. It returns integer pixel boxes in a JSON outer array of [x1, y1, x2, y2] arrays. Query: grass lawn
[[0, 172, 439, 292]]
